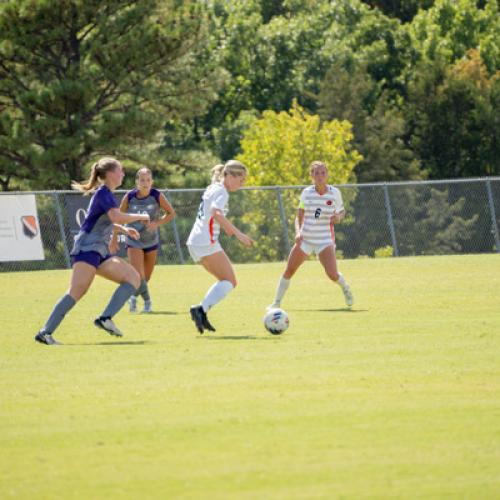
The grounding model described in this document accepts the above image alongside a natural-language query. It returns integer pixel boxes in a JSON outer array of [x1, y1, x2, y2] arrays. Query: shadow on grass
[[142, 310, 179, 315], [200, 335, 277, 341], [290, 308, 368, 313], [68, 340, 155, 346]]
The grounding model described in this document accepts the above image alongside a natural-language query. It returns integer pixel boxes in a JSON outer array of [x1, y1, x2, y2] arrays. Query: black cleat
[[202, 311, 216, 332], [35, 331, 60, 345], [190, 305, 205, 334]]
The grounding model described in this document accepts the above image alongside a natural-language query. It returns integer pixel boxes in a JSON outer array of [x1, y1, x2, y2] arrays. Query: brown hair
[[211, 160, 247, 183], [72, 157, 121, 194], [136, 167, 152, 181], [309, 161, 327, 175]]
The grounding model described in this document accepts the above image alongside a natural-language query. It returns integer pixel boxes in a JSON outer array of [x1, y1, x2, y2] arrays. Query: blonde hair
[[211, 160, 247, 183], [309, 160, 327, 175], [72, 157, 121, 194], [136, 167, 152, 181]]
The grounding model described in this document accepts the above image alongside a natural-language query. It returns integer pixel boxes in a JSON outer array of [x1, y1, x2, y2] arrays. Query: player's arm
[[294, 205, 305, 243], [108, 207, 149, 225], [213, 209, 253, 246], [331, 209, 345, 224], [152, 194, 177, 226], [111, 194, 130, 241]]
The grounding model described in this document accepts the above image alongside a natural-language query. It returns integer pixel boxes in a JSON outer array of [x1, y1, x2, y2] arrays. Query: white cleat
[[142, 300, 152, 314], [94, 317, 123, 337], [129, 296, 138, 313], [343, 286, 354, 307]]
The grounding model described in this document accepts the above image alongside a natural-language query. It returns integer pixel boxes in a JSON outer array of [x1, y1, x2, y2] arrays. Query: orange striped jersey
[[299, 185, 344, 245], [187, 183, 229, 246]]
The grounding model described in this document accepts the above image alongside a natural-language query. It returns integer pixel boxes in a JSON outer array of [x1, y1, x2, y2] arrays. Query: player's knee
[[328, 270, 340, 281], [228, 277, 237, 288], [69, 285, 87, 301], [127, 267, 141, 289]]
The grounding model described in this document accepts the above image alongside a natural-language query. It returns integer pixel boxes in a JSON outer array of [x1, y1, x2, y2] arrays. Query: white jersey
[[187, 183, 229, 246], [299, 185, 344, 246]]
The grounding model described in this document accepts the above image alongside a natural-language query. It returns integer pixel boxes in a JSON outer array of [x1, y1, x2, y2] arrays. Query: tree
[[406, 49, 500, 178], [238, 100, 361, 186], [0, 0, 219, 190], [360, 1, 435, 23], [318, 62, 424, 183], [229, 101, 361, 262]]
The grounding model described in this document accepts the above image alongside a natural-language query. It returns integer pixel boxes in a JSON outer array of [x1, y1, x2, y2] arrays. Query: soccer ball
[[263, 308, 289, 335]]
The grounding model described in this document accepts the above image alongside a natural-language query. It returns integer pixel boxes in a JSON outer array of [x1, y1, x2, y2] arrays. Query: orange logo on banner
[[21, 215, 38, 238]]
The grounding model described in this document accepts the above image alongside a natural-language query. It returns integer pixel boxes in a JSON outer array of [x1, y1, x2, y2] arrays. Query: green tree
[[319, 62, 423, 183], [0, 0, 218, 190], [360, 1, 435, 23], [407, 49, 500, 178], [231, 101, 361, 262]]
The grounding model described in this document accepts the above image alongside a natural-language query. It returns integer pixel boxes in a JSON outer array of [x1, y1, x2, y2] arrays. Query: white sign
[[0, 195, 45, 261]]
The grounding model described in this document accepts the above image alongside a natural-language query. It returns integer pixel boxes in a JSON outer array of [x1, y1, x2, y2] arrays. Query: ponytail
[[72, 157, 121, 194], [211, 164, 225, 184], [211, 160, 247, 184]]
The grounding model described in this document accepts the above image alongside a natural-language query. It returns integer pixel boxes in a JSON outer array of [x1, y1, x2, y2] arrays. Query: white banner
[[0, 195, 45, 261]]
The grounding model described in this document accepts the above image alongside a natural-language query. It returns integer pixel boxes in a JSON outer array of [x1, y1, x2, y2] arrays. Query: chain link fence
[[1, 178, 499, 272]]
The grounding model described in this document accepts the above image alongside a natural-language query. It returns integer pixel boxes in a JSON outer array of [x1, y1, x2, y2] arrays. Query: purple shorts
[[71, 251, 112, 269], [126, 243, 159, 254]]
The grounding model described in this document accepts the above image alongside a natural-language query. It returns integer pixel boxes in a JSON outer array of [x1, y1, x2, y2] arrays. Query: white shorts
[[187, 242, 223, 263], [299, 241, 334, 256]]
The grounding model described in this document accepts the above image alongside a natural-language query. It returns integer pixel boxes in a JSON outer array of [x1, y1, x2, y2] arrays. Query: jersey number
[[314, 208, 322, 219], [197, 199, 204, 220]]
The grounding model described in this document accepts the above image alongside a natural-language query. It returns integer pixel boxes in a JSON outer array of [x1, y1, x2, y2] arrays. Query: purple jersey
[[70, 185, 118, 258]]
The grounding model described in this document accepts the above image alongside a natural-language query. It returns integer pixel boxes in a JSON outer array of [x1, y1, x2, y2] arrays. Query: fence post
[[164, 191, 184, 264], [383, 184, 399, 257], [485, 179, 500, 253], [53, 193, 71, 269], [276, 187, 291, 255]]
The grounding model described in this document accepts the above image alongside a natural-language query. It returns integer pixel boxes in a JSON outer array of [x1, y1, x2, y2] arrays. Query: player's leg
[[127, 247, 145, 312], [141, 249, 157, 313], [268, 243, 308, 309], [190, 251, 236, 333], [318, 245, 353, 307], [94, 257, 141, 336], [35, 261, 96, 345]]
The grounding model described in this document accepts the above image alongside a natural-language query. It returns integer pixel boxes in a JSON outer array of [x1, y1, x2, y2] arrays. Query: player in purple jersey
[[114, 167, 176, 313], [35, 158, 150, 345]]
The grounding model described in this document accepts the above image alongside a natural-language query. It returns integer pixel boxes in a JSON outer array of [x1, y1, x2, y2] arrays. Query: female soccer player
[[35, 158, 150, 345], [115, 167, 176, 313], [187, 160, 254, 333], [268, 160, 353, 310]]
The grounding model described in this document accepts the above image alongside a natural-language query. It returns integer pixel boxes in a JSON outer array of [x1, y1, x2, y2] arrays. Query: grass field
[[1, 254, 499, 499]]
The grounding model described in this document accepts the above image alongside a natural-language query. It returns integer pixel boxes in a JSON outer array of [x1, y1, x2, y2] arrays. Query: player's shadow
[[70, 340, 154, 346], [201, 335, 276, 341], [142, 310, 178, 315], [292, 307, 368, 313]]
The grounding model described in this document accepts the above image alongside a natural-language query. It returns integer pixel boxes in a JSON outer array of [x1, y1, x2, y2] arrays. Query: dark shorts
[[71, 251, 112, 269], [126, 243, 159, 254]]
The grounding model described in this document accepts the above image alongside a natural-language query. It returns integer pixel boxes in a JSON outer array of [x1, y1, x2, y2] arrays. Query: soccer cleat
[[190, 305, 205, 334], [266, 302, 280, 312], [129, 296, 138, 313], [35, 331, 60, 345], [342, 286, 354, 307], [94, 317, 123, 337], [142, 300, 152, 314], [201, 310, 216, 332]]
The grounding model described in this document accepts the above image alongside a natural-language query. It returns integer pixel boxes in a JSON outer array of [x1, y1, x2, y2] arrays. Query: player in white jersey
[[268, 161, 353, 310], [187, 160, 254, 333]]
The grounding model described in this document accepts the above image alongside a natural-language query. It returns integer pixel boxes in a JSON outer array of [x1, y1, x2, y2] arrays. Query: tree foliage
[[238, 100, 361, 186], [0, 0, 219, 190]]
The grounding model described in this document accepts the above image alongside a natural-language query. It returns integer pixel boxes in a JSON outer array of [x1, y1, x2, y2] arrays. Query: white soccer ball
[[263, 308, 289, 335]]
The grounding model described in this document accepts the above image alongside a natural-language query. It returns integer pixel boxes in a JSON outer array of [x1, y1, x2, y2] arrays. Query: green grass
[[1, 255, 499, 499]]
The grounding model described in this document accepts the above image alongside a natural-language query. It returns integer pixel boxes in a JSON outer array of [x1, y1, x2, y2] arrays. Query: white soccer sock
[[273, 277, 290, 305], [336, 272, 348, 289], [201, 280, 234, 312]]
